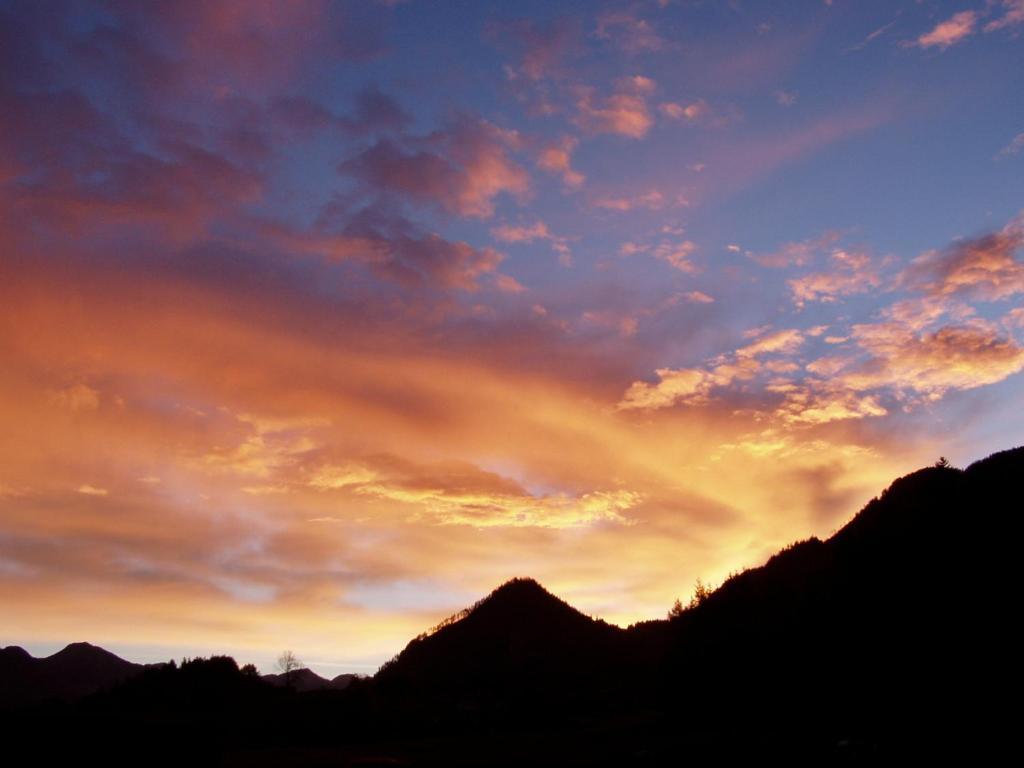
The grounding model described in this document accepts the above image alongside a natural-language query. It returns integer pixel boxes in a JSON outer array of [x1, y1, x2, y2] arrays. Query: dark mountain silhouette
[[262, 667, 358, 692], [0, 641, 146, 709], [376, 576, 625, 705], [3, 446, 1019, 763], [656, 449, 1017, 733]]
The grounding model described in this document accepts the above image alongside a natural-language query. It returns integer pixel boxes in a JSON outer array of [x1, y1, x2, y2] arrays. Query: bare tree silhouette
[[276, 650, 301, 689]]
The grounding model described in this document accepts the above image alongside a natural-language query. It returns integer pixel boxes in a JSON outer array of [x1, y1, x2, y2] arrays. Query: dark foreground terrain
[[3, 447, 1019, 765]]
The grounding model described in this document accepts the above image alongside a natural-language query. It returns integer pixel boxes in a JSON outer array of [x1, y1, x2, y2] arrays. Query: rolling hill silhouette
[[2, 446, 1019, 762]]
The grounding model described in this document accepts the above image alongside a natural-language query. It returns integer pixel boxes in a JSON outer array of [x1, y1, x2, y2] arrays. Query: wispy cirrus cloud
[[747, 231, 842, 268], [997, 132, 1024, 159]]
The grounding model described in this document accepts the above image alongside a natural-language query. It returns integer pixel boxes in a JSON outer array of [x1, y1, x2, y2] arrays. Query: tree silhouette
[[668, 598, 685, 619], [935, 456, 951, 468], [276, 650, 301, 688], [688, 577, 711, 609]]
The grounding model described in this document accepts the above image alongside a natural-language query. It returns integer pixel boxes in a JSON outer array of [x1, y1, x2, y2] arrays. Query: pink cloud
[[654, 240, 698, 273], [492, 221, 553, 243], [658, 99, 710, 121], [900, 213, 1024, 301], [683, 291, 715, 304], [997, 132, 1024, 159], [594, 10, 666, 53], [491, 220, 571, 264], [594, 189, 683, 212], [493, 274, 527, 294], [581, 310, 640, 339], [491, 17, 580, 82], [749, 231, 842, 268], [788, 249, 881, 308], [913, 11, 977, 49], [575, 76, 656, 139], [984, 0, 1024, 32], [536, 136, 585, 188]]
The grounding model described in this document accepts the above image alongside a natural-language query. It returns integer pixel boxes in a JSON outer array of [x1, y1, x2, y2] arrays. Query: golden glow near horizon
[[2, 1, 1023, 675]]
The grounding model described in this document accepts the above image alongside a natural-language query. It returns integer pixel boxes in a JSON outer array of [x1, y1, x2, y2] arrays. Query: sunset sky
[[2, 0, 1023, 677]]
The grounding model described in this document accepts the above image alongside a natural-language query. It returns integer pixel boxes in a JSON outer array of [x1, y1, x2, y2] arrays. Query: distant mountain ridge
[[0, 642, 361, 708], [0, 641, 146, 709], [262, 667, 358, 692]]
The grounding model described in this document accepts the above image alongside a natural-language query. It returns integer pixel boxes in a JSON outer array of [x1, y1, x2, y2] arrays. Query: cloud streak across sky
[[1, 0, 1022, 675]]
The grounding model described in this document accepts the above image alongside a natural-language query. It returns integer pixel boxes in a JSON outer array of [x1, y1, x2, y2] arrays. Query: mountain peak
[[51, 641, 122, 661], [485, 576, 550, 601], [464, 577, 592, 627], [375, 575, 623, 692]]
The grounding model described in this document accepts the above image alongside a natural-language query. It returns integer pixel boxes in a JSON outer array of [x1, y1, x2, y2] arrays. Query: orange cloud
[[77, 484, 109, 496], [844, 322, 1024, 397], [737, 328, 805, 358], [618, 328, 809, 412], [774, 390, 887, 426]]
